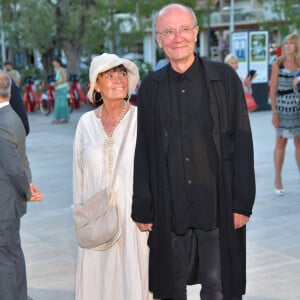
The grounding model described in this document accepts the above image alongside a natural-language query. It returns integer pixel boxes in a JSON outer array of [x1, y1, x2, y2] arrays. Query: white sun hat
[[87, 53, 140, 103]]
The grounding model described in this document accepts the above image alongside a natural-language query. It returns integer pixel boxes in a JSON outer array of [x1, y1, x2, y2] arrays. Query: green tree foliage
[[258, 0, 300, 35], [0, 0, 96, 76], [84, 0, 207, 55], [18, 0, 56, 77], [19, 0, 55, 51], [0, 0, 213, 76], [46, 0, 96, 76]]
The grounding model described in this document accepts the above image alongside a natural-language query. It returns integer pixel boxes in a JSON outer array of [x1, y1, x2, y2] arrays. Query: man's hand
[[233, 213, 249, 230], [29, 182, 43, 202], [135, 222, 153, 232]]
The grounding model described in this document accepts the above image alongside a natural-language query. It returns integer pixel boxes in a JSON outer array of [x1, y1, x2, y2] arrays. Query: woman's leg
[[274, 136, 288, 190], [294, 136, 300, 173]]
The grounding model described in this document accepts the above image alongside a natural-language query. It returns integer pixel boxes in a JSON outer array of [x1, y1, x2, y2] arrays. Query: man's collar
[[168, 55, 200, 81], [0, 101, 10, 109]]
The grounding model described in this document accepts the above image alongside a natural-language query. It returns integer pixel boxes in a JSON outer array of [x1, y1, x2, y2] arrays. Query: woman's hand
[[242, 76, 252, 93], [272, 111, 280, 128]]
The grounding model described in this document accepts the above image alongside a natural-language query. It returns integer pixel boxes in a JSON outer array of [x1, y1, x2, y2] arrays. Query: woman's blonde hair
[[277, 33, 300, 67], [224, 53, 238, 65]]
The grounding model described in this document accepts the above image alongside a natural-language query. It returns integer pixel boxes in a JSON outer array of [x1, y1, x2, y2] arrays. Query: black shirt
[[167, 56, 219, 234]]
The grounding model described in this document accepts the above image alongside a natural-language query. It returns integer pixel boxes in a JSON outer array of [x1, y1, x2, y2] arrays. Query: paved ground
[[21, 104, 300, 300]]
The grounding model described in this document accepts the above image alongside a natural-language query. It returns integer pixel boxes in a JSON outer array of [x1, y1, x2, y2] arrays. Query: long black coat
[[132, 57, 256, 299]]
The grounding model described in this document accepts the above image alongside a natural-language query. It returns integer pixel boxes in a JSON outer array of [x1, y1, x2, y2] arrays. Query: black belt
[[277, 89, 294, 96]]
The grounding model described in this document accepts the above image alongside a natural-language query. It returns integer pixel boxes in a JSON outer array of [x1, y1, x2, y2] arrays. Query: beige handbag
[[73, 107, 134, 250]]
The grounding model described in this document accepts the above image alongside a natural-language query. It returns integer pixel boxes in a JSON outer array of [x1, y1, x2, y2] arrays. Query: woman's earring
[[93, 91, 103, 106]]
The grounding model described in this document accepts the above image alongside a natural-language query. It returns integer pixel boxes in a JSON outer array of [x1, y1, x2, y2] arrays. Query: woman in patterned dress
[[270, 33, 300, 195], [72, 53, 153, 300]]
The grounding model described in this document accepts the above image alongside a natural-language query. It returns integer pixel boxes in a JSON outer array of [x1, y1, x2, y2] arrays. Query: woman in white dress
[[73, 53, 153, 300]]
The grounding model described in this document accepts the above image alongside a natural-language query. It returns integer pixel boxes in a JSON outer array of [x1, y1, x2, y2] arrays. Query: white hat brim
[[87, 53, 140, 103]]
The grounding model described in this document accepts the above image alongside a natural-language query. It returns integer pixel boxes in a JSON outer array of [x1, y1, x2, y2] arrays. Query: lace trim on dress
[[95, 101, 130, 176]]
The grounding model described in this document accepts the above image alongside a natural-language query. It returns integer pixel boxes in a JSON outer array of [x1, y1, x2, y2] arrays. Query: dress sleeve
[[73, 121, 83, 205]]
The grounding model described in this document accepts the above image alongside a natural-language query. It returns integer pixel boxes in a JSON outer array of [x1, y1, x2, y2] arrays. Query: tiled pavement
[[21, 105, 300, 300]]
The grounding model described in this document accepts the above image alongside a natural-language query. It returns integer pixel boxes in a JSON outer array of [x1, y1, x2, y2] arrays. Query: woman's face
[[283, 39, 297, 56], [228, 59, 238, 71], [94, 67, 128, 102], [52, 60, 60, 69]]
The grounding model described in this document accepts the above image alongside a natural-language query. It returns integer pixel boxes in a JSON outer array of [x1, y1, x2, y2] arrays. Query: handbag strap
[[111, 105, 134, 187]]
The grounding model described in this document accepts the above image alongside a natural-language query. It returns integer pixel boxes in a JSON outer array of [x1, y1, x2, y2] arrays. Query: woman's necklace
[[97, 101, 130, 176], [99, 100, 129, 137]]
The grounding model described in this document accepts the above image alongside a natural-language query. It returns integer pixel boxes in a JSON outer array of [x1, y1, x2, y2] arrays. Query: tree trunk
[[41, 48, 56, 80], [61, 39, 81, 79]]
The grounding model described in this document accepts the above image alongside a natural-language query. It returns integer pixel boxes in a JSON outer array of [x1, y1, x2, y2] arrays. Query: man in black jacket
[[132, 3, 255, 300], [10, 79, 29, 135]]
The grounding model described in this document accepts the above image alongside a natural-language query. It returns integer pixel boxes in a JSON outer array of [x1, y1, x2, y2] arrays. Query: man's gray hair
[[0, 70, 12, 98], [154, 3, 198, 29]]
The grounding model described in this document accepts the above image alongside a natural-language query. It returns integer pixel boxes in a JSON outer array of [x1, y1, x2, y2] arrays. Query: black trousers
[[163, 227, 223, 300]]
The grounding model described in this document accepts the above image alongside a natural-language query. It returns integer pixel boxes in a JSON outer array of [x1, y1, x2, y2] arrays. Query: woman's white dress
[[73, 105, 152, 300]]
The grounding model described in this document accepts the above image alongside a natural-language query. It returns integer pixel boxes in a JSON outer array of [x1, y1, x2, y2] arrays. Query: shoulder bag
[[73, 106, 134, 250], [245, 92, 257, 112]]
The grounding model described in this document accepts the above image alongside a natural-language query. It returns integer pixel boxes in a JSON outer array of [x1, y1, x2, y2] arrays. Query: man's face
[[155, 6, 199, 66], [5, 64, 12, 72]]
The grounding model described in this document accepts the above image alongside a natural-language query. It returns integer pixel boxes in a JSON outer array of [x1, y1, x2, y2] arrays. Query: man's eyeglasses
[[156, 25, 197, 40], [101, 71, 128, 82]]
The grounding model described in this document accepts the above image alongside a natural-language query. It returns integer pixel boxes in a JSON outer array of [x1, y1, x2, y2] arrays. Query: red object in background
[[245, 92, 258, 112], [129, 80, 140, 106], [23, 76, 39, 112], [276, 45, 281, 57], [69, 75, 88, 109]]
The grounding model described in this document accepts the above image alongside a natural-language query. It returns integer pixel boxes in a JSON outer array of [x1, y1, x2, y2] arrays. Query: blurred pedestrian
[[52, 57, 70, 124], [0, 70, 42, 300], [4, 61, 21, 86], [269, 33, 300, 195], [73, 53, 152, 300], [224, 53, 255, 93], [212, 52, 221, 62]]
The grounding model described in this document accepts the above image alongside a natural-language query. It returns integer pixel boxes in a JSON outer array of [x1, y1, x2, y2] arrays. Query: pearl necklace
[[99, 100, 129, 137], [97, 101, 130, 176]]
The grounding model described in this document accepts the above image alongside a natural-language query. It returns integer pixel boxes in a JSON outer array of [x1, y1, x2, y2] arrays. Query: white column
[[144, 12, 157, 70], [0, 6, 6, 64], [143, 33, 156, 69], [229, 0, 235, 53], [199, 30, 209, 57]]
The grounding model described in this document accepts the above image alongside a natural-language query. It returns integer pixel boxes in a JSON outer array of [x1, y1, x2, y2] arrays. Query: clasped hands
[[30, 182, 43, 202]]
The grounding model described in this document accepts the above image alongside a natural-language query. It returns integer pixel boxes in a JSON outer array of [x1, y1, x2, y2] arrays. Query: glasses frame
[[156, 25, 198, 40]]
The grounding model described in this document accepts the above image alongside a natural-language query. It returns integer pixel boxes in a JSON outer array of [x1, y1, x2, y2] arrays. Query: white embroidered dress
[[73, 105, 152, 300]]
